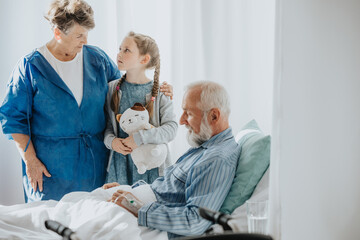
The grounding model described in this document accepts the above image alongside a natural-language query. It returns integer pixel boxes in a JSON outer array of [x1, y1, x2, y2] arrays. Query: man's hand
[[109, 190, 144, 217], [159, 81, 173, 100], [25, 157, 51, 192], [111, 138, 132, 155], [102, 182, 120, 189], [122, 135, 138, 150]]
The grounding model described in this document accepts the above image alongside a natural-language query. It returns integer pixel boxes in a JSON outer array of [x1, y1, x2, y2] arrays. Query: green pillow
[[220, 120, 270, 214]]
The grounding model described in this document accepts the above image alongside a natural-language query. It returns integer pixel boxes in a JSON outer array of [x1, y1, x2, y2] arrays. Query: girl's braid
[[145, 58, 160, 118], [110, 73, 127, 114]]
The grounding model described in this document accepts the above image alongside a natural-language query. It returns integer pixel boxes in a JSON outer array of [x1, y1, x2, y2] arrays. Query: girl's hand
[[102, 182, 120, 189], [159, 81, 173, 100], [122, 135, 138, 150], [111, 138, 132, 155]]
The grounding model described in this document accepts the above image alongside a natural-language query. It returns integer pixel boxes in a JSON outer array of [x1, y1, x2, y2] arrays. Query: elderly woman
[[0, 0, 172, 202]]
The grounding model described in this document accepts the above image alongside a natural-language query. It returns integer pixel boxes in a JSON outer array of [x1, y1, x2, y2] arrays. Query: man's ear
[[208, 108, 220, 124], [116, 114, 122, 122], [141, 54, 151, 65], [54, 28, 61, 40]]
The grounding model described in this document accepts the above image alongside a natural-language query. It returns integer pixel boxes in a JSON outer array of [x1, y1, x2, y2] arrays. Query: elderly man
[[104, 81, 239, 239]]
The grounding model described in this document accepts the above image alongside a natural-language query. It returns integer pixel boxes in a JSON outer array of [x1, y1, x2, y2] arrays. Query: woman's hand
[[159, 81, 173, 100], [122, 135, 138, 150], [111, 138, 132, 155], [25, 157, 51, 192], [109, 190, 144, 217], [11, 133, 51, 193], [102, 182, 120, 189]]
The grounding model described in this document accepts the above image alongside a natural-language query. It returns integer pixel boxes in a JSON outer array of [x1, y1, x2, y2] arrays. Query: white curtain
[[270, 0, 360, 239], [0, 0, 275, 208]]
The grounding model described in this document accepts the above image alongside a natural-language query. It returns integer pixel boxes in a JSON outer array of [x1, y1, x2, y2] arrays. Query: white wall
[[270, 0, 360, 239], [0, 0, 53, 205], [169, 0, 275, 159]]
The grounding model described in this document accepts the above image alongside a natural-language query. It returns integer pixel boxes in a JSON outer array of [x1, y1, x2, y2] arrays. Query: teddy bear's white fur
[[117, 103, 167, 174]]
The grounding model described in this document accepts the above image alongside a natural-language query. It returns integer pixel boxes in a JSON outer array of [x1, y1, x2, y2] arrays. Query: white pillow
[[227, 169, 269, 232]]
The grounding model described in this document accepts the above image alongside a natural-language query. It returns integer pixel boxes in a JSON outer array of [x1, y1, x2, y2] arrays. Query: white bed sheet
[[0, 185, 168, 240]]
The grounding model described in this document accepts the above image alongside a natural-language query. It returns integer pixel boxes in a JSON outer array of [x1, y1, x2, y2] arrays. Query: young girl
[[104, 32, 178, 185]]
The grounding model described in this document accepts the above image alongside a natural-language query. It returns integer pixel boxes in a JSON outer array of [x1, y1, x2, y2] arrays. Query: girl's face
[[117, 37, 143, 71]]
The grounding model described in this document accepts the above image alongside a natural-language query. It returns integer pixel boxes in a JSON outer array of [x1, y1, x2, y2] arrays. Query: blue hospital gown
[[0, 46, 121, 202], [106, 80, 159, 185]]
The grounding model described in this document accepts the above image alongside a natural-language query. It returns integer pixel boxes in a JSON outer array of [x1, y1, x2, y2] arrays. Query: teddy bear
[[116, 103, 167, 174]]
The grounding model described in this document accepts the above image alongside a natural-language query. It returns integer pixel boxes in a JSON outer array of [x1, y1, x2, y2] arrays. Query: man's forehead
[[185, 87, 201, 99], [182, 88, 201, 109]]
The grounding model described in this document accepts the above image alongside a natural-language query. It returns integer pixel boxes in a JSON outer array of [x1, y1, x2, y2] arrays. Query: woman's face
[[58, 23, 88, 55], [117, 37, 142, 71]]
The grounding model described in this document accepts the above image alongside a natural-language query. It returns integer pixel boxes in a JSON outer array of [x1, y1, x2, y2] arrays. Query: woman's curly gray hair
[[44, 0, 95, 33]]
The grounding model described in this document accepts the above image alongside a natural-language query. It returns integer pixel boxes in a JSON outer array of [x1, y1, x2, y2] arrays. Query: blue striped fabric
[[137, 128, 239, 239]]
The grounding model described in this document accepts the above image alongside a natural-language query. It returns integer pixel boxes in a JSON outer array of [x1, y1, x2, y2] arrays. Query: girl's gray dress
[[106, 81, 156, 184], [105, 80, 177, 185]]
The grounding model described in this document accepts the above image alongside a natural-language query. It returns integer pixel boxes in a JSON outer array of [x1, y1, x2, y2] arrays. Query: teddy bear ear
[[116, 114, 122, 122], [131, 103, 146, 111]]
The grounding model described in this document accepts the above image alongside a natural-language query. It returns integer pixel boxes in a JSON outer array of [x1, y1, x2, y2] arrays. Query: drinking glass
[[246, 200, 269, 234]]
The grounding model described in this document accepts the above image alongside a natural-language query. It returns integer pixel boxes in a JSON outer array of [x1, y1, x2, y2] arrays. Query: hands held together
[[111, 135, 137, 155], [111, 81, 173, 155]]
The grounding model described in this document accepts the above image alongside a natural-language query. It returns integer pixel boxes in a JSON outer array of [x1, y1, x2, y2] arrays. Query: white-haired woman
[[0, 0, 172, 202]]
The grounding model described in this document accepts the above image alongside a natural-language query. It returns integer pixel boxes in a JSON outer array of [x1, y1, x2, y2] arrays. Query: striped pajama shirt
[[137, 128, 239, 239]]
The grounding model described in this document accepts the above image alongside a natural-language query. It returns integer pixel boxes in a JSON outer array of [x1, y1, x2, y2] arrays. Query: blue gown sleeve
[[0, 58, 32, 140], [100, 48, 121, 82]]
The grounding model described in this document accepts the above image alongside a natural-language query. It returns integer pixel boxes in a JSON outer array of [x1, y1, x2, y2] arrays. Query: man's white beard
[[186, 118, 213, 147]]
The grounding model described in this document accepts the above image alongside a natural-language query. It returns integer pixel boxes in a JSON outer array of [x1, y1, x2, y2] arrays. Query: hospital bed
[[0, 120, 270, 240]]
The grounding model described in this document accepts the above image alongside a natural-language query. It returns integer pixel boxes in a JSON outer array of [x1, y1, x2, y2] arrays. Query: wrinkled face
[[180, 88, 213, 147], [117, 37, 142, 71], [179, 88, 203, 134], [186, 116, 213, 147], [58, 23, 88, 55], [119, 109, 149, 134]]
